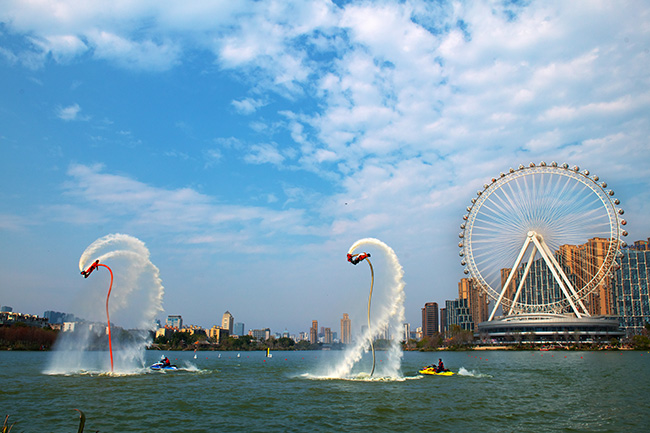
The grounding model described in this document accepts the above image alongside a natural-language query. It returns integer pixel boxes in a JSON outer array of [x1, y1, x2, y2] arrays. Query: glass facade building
[[233, 322, 245, 336], [444, 298, 474, 332], [613, 249, 650, 336], [502, 255, 577, 314]]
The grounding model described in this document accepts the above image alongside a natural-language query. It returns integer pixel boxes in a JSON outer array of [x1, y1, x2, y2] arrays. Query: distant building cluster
[[0, 310, 49, 328], [155, 310, 310, 345], [422, 236, 650, 342]]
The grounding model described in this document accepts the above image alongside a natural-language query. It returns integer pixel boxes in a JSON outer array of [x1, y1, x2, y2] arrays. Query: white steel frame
[[488, 231, 589, 321]]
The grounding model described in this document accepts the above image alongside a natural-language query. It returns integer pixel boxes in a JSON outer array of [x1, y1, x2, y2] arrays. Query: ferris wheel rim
[[458, 162, 626, 312]]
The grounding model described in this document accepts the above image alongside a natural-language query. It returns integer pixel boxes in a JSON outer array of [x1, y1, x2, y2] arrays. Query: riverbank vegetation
[[0, 323, 58, 350]]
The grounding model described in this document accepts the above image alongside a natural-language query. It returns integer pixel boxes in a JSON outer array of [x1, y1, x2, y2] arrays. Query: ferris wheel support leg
[[530, 234, 584, 318], [508, 247, 538, 315], [489, 236, 533, 321], [536, 237, 590, 316]]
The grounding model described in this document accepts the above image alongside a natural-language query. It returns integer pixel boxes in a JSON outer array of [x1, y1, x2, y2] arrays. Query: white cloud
[[243, 143, 285, 165], [232, 97, 266, 115], [88, 30, 181, 71], [30, 34, 87, 62], [56, 103, 88, 121]]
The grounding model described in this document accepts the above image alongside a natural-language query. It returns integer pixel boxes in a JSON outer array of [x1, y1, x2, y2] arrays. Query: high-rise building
[[439, 308, 447, 335], [310, 320, 318, 344], [402, 322, 411, 342], [341, 313, 351, 344], [251, 328, 270, 341], [630, 239, 650, 251], [561, 237, 616, 316], [444, 298, 474, 332], [380, 323, 391, 340], [44, 310, 75, 325], [458, 278, 489, 332], [166, 315, 182, 329], [208, 326, 229, 343], [613, 246, 650, 336], [421, 302, 439, 337], [500, 268, 517, 306], [221, 311, 234, 334], [233, 322, 245, 336], [443, 278, 491, 334], [324, 327, 332, 344]]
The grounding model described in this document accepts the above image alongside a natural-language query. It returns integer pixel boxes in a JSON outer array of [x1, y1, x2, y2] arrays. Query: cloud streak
[[59, 164, 312, 254]]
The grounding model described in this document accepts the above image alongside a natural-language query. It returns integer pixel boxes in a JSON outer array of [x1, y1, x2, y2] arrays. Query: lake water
[[1, 350, 649, 432]]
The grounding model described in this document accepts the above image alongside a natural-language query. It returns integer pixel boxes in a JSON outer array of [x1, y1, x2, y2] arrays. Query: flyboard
[[419, 367, 455, 376]]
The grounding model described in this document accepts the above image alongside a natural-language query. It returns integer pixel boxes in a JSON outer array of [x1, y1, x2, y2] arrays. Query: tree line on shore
[[0, 323, 58, 350], [2, 322, 649, 351]]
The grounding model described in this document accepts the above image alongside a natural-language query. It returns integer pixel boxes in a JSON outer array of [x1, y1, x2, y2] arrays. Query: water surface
[[1, 350, 649, 432]]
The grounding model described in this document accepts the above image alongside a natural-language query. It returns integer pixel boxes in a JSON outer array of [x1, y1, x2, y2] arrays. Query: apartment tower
[[341, 313, 351, 344]]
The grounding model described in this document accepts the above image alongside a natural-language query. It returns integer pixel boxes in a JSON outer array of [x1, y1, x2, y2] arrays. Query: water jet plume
[[45, 234, 164, 375], [326, 238, 406, 380]]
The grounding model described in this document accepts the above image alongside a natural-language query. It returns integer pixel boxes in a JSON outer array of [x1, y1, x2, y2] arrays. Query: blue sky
[[1, 1, 649, 335]]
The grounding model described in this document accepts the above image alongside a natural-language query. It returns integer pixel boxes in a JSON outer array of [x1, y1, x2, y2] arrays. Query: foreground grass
[[3, 410, 88, 433]]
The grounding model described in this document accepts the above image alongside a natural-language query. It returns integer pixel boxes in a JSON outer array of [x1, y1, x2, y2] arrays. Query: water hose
[[349, 252, 375, 376], [82, 261, 114, 372], [98, 263, 114, 373], [366, 258, 375, 376]]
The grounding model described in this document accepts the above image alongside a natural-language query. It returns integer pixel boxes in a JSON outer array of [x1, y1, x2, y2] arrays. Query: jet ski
[[150, 362, 178, 371], [419, 367, 454, 376]]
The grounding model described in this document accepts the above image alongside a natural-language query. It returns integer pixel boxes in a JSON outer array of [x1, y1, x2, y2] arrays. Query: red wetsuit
[[81, 260, 100, 278]]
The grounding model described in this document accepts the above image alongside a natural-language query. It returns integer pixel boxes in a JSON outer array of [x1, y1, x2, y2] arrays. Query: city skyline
[[5, 232, 650, 339], [3, 234, 649, 338], [2, 2, 650, 333]]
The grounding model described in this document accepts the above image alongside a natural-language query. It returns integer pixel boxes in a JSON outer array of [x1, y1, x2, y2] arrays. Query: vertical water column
[[328, 238, 406, 379]]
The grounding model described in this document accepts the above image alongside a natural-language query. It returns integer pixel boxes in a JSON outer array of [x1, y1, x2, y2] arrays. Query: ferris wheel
[[458, 162, 628, 320]]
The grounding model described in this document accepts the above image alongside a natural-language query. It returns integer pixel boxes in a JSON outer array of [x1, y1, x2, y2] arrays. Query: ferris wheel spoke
[[499, 181, 530, 224]]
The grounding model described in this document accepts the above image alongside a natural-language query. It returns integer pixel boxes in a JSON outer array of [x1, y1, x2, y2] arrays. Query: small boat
[[266, 348, 273, 358], [150, 362, 178, 371], [419, 367, 454, 376]]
